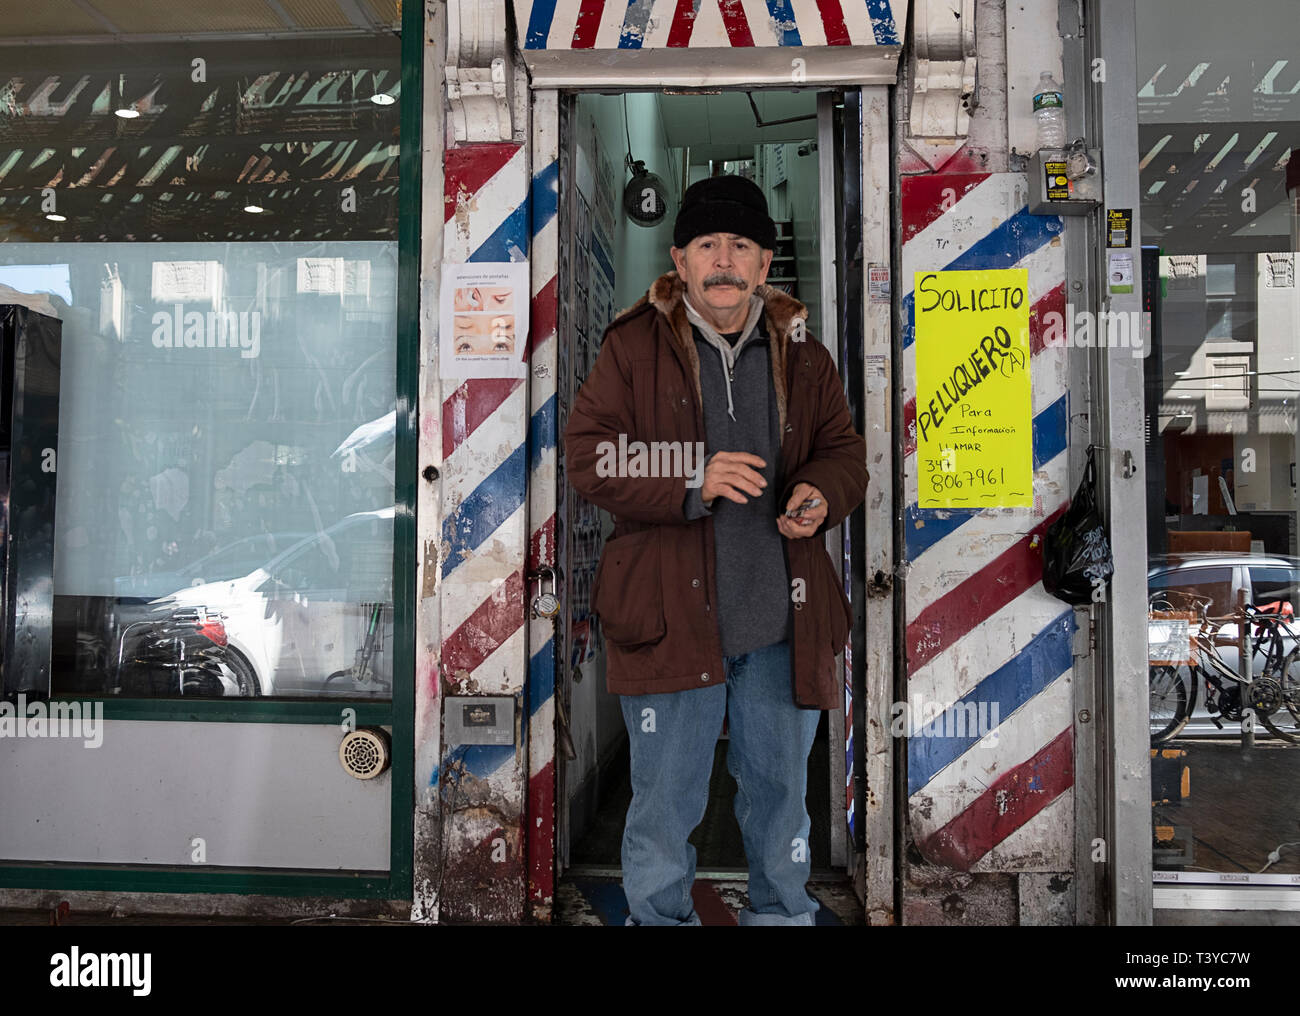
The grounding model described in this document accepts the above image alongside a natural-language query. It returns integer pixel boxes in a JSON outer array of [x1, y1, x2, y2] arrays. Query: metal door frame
[[857, 84, 896, 925], [527, 84, 896, 923], [1090, 0, 1154, 927]]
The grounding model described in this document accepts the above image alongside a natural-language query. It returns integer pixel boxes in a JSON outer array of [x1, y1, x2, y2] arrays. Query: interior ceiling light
[[114, 107, 140, 119], [623, 160, 670, 227], [45, 213, 66, 222], [620, 95, 670, 228], [370, 92, 395, 106], [243, 203, 265, 214]]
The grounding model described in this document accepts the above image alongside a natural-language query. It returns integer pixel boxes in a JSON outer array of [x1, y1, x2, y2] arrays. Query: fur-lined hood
[[617, 270, 810, 435]]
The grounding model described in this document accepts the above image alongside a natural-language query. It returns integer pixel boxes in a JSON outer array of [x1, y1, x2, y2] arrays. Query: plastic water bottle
[[1033, 71, 1065, 149]]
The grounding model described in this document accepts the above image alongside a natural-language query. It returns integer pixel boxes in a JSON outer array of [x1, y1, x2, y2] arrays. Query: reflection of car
[[1149, 552, 1300, 617], [1149, 553, 1300, 734], [58, 601, 236, 698], [115, 606, 235, 697], [113, 532, 312, 601], [157, 508, 395, 697]]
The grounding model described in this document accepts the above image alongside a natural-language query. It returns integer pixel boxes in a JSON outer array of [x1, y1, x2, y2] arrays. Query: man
[[564, 175, 868, 926]]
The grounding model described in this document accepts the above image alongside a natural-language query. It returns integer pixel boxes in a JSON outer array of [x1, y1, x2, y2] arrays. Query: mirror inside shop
[[1141, 0, 1300, 885]]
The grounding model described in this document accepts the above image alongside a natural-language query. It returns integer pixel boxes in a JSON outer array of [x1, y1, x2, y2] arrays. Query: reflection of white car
[[159, 508, 394, 696], [113, 532, 312, 601], [1149, 553, 1300, 735]]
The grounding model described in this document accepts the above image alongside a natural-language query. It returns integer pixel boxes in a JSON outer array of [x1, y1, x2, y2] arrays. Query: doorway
[[547, 87, 865, 924]]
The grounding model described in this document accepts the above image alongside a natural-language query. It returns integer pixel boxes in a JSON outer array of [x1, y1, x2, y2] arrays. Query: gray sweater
[[682, 295, 792, 658]]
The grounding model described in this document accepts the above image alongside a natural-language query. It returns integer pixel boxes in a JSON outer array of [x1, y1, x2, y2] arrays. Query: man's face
[[670, 232, 773, 320]]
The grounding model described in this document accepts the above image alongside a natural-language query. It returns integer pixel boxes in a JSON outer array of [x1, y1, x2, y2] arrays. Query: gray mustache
[[703, 272, 747, 289]]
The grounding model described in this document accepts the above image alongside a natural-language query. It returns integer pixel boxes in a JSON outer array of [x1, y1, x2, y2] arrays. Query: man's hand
[[777, 483, 827, 539], [701, 451, 767, 507]]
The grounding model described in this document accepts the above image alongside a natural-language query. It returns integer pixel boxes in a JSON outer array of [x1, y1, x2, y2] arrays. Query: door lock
[[531, 566, 560, 619], [1065, 137, 1097, 181]]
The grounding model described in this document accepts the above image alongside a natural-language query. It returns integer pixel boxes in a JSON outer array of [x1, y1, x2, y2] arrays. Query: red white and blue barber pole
[[520, 0, 900, 50], [437, 134, 558, 918], [901, 172, 1076, 871]]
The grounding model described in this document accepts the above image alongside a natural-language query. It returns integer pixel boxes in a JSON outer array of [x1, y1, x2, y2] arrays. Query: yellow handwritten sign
[[914, 268, 1033, 508]]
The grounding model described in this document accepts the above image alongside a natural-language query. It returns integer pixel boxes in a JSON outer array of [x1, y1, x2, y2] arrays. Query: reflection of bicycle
[[324, 602, 389, 693], [1149, 590, 1300, 744]]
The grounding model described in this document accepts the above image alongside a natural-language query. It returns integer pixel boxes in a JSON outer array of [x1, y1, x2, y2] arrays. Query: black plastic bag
[[1042, 446, 1114, 604]]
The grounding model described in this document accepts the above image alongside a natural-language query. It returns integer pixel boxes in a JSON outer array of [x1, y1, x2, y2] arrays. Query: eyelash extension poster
[[439, 261, 531, 379]]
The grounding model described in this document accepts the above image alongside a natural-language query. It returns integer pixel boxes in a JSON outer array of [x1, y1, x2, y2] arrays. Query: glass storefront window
[[0, 35, 401, 699], [1139, 0, 1300, 888]]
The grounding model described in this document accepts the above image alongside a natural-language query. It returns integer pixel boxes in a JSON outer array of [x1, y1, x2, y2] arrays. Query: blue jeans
[[619, 640, 822, 926]]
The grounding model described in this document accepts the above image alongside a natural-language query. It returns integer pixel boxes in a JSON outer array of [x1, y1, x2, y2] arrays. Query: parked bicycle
[[1149, 590, 1300, 745]]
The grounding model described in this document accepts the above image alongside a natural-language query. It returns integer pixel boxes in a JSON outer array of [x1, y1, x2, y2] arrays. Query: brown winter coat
[[564, 270, 868, 709]]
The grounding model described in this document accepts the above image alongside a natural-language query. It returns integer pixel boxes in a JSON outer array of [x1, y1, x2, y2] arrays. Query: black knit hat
[[672, 175, 776, 251]]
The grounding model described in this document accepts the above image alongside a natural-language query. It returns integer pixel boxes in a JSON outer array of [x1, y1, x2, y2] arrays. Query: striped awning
[[512, 0, 907, 86]]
